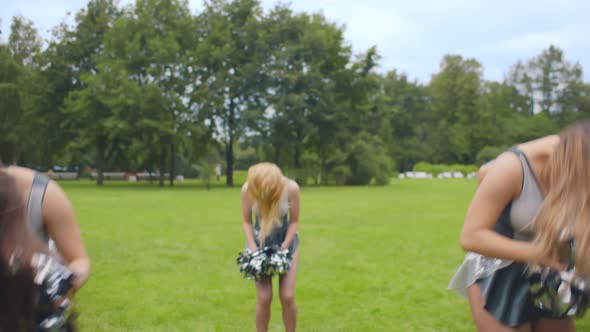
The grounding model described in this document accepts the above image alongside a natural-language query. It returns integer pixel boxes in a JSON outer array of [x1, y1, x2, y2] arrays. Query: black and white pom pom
[[237, 245, 292, 281], [528, 265, 590, 318]]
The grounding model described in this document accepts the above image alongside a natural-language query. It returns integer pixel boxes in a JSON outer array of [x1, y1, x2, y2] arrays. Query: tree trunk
[[273, 142, 281, 165], [12, 143, 21, 166], [294, 127, 303, 184], [97, 137, 105, 186], [159, 142, 166, 187], [226, 100, 235, 187], [225, 137, 234, 187], [169, 142, 175, 187]]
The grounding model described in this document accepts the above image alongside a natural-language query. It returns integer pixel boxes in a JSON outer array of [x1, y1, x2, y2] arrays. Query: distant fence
[[88, 172, 184, 182], [397, 171, 477, 179], [46, 172, 79, 180]]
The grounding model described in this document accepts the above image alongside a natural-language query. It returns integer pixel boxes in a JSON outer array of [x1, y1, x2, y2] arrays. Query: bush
[[450, 164, 478, 175], [476, 146, 506, 165], [284, 167, 317, 186], [412, 162, 477, 176], [331, 165, 352, 185], [346, 135, 394, 186], [413, 162, 445, 176]]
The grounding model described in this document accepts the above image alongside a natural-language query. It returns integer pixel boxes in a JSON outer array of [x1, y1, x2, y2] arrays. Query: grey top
[[505, 148, 544, 241], [448, 148, 544, 297], [27, 172, 51, 242]]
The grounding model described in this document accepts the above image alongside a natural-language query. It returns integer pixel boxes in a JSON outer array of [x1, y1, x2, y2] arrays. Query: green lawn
[[63, 179, 590, 331]]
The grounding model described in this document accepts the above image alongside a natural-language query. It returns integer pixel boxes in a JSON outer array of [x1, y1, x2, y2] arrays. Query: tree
[[507, 45, 584, 125], [63, 63, 139, 185], [8, 16, 42, 66], [382, 70, 432, 171], [102, 0, 195, 186], [195, 0, 267, 186], [0, 44, 21, 164], [429, 55, 484, 164], [0, 16, 44, 165]]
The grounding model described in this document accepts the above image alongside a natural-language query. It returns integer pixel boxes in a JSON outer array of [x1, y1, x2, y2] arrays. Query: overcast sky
[[1, 0, 588, 83]]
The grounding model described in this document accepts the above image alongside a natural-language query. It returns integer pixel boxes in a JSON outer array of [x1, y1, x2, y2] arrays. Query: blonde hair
[[534, 120, 590, 276], [247, 163, 287, 246]]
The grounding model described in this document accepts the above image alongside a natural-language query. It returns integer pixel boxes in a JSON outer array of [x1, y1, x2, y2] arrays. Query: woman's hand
[[68, 258, 91, 291], [529, 243, 568, 271]]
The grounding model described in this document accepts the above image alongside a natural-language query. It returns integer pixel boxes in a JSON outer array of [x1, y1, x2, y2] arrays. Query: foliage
[[1, 2, 589, 186], [413, 162, 477, 176]]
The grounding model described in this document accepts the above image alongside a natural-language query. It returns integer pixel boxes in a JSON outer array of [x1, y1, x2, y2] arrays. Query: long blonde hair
[[534, 120, 590, 275], [247, 163, 287, 246]]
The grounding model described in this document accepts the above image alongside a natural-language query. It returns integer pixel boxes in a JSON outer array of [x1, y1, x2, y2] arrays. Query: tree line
[[1, 0, 589, 186]]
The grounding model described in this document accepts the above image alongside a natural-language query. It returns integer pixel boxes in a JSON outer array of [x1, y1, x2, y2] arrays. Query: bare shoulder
[[42, 179, 74, 216], [4, 166, 34, 180], [516, 134, 559, 176], [45, 179, 68, 201], [286, 179, 299, 195], [480, 151, 523, 198], [517, 134, 559, 157], [241, 182, 249, 193], [240, 182, 252, 205], [4, 166, 35, 200]]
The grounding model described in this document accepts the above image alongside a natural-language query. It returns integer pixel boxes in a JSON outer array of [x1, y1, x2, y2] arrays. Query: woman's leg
[[532, 318, 575, 332], [255, 278, 273, 332], [467, 284, 532, 332], [279, 250, 299, 332]]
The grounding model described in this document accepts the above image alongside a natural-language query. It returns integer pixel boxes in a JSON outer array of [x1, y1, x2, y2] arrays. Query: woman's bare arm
[[42, 181, 90, 290], [460, 153, 545, 263], [281, 180, 300, 251], [241, 183, 258, 251]]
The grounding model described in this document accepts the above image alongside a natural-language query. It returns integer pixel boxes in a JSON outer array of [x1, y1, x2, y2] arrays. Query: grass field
[[63, 178, 590, 331]]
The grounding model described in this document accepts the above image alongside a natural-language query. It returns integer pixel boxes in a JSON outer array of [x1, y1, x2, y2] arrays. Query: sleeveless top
[[27, 172, 53, 246], [25, 173, 75, 329], [448, 148, 544, 297], [251, 179, 299, 252]]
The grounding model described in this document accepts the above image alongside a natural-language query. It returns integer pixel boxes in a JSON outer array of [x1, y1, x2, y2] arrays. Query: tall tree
[[8, 16, 42, 66], [0, 44, 21, 164], [60, 0, 120, 183], [105, 0, 195, 186], [63, 63, 139, 185], [507, 45, 584, 125], [383, 70, 432, 171], [196, 0, 267, 186], [429, 55, 484, 163], [2, 16, 44, 165]]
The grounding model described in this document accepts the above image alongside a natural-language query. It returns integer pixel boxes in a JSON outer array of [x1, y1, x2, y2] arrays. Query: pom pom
[[528, 265, 590, 318], [237, 245, 292, 280]]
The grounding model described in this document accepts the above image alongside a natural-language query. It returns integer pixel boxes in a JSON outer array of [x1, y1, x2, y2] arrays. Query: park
[[2, 0, 590, 331]]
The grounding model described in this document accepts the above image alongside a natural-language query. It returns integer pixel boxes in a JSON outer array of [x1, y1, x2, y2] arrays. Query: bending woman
[[2, 165, 90, 291], [241, 163, 300, 332], [449, 120, 590, 331], [0, 168, 81, 330]]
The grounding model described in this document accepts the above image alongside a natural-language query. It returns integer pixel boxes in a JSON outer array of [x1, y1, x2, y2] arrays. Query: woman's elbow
[[459, 230, 476, 252], [70, 256, 91, 290]]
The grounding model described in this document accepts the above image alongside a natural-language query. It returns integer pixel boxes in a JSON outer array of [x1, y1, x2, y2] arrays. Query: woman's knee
[[279, 291, 295, 307], [257, 289, 272, 306]]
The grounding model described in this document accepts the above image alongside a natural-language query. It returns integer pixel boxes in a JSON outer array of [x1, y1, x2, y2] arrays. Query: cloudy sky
[[1, 0, 588, 83]]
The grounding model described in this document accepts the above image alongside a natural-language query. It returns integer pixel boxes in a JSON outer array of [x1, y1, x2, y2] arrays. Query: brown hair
[[0, 169, 45, 330], [534, 120, 590, 276], [246, 163, 287, 246]]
